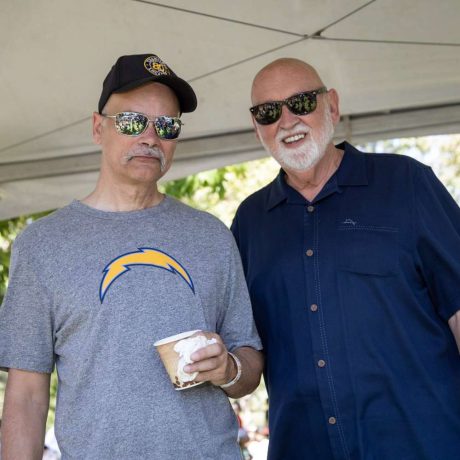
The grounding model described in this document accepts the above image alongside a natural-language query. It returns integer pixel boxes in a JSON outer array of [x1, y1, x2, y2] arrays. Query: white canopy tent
[[1, 0, 460, 219]]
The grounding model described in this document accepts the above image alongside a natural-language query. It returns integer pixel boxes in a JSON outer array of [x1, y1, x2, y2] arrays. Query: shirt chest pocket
[[336, 225, 400, 276]]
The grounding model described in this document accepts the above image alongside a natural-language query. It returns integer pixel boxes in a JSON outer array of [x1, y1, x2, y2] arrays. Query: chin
[[277, 148, 324, 171]]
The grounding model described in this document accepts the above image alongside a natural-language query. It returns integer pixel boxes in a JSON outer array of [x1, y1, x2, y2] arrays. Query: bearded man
[[231, 58, 460, 460]]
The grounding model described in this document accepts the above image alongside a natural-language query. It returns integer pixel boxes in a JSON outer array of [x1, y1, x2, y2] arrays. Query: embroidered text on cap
[[144, 56, 171, 76]]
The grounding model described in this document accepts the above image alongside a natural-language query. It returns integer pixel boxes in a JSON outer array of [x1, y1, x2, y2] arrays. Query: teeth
[[284, 133, 305, 144]]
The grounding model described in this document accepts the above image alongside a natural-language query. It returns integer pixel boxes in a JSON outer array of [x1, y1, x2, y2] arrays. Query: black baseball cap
[[98, 53, 197, 114]]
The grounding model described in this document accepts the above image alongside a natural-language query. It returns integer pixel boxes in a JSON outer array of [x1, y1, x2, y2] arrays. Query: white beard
[[261, 103, 335, 171]]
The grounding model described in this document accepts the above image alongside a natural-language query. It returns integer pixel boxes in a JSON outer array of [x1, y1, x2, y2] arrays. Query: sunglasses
[[102, 111, 183, 139], [250, 87, 328, 125]]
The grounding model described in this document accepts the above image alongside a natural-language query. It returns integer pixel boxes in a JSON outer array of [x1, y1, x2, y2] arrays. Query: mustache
[[123, 146, 166, 171]]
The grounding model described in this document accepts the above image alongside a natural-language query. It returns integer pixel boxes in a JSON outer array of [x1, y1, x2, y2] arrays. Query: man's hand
[[183, 331, 264, 399], [183, 332, 234, 386]]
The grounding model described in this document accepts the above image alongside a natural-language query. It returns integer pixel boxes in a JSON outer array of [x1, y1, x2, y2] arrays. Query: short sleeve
[[0, 236, 55, 373], [216, 233, 262, 352], [415, 165, 460, 321], [230, 214, 240, 245]]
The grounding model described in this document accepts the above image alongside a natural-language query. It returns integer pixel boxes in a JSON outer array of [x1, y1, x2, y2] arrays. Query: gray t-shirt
[[0, 197, 261, 459]]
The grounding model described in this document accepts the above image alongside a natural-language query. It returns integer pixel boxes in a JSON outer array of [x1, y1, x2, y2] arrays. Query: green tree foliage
[[161, 164, 248, 213], [47, 370, 58, 429], [0, 211, 51, 304], [161, 159, 279, 226], [438, 135, 460, 201], [163, 166, 240, 201]]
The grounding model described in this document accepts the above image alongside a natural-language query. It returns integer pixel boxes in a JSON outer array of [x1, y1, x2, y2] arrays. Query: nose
[[139, 121, 160, 146], [278, 104, 300, 129]]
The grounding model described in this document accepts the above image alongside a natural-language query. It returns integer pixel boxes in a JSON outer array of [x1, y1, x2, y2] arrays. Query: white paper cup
[[154, 330, 216, 390]]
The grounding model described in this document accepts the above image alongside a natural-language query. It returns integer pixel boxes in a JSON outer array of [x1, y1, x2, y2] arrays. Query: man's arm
[[184, 333, 264, 399], [1, 368, 50, 460], [221, 346, 264, 399], [448, 310, 460, 353]]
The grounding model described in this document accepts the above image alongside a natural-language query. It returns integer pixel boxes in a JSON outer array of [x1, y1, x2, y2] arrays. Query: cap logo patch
[[144, 55, 171, 76]]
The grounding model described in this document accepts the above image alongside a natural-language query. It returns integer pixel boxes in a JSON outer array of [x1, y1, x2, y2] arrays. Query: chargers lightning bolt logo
[[100, 248, 194, 303]]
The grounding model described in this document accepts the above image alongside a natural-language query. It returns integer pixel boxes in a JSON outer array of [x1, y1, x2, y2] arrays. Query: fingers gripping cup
[[154, 330, 217, 390]]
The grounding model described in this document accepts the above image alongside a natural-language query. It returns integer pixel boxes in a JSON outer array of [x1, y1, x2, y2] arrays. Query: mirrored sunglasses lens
[[288, 93, 316, 115], [154, 117, 181, 139], [116, 113, 148, 135], [254, 103, 282, 125]]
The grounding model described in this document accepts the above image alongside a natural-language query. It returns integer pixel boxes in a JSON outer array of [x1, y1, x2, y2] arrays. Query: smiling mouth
[[283, 133, 306, 144]]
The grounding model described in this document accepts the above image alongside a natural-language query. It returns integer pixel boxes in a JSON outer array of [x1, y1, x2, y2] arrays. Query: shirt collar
[[266, 141, 368, 210], [335, 141, 368, 187]]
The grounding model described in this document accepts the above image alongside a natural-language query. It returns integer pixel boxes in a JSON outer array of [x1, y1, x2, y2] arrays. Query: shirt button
[[328, 417, 337, 425], [306, 249, 314, 257], [307, 205, 315, 213], [310, 304, 318, 312], [318, 359, 326, 368]]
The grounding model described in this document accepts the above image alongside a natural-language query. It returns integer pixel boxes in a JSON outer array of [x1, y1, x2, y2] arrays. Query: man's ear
[[92, 112, 104, 144], [327, 89, 340, 125]]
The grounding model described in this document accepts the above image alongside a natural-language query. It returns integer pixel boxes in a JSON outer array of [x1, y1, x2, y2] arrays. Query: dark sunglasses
[[102, 111, 183, 139], [250, 87, 328, 125]]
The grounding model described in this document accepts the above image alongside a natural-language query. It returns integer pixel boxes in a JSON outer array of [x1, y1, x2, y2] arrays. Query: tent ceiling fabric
[[1, 0, 460, 219]]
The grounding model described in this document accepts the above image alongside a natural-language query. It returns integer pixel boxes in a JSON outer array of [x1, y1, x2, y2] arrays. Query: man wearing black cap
[[0, 54, 263, 459]]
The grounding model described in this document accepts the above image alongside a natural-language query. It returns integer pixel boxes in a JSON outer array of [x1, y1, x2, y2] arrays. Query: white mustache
[[123, 146, 166, 171]]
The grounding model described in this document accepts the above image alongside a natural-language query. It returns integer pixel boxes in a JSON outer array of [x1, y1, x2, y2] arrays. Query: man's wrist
[[219, 352, 242, 389]]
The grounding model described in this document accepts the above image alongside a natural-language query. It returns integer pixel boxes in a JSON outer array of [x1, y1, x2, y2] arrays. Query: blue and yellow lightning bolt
[[100, 247, 195, 303]]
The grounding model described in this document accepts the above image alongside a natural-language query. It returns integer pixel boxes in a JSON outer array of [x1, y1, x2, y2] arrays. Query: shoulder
[[347, 146, 431, 186], [358, 148, 430, 172], [165, 196, 233, 238], [165, 198, 240, 257], [13, 204, 75, 254]]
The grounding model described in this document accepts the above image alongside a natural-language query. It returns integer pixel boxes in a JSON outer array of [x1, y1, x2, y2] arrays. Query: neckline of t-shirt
[[69, 195, 173, 220]]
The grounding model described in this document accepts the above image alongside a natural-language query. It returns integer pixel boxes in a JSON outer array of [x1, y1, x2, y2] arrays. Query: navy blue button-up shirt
[[231, 142, 460, 460]]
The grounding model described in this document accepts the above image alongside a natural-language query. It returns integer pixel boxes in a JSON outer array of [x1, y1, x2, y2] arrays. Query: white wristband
[[219, 352, 242, 389]]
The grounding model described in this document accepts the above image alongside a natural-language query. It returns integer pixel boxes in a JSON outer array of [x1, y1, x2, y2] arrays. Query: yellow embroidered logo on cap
[[144, 55, 171, 76]]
